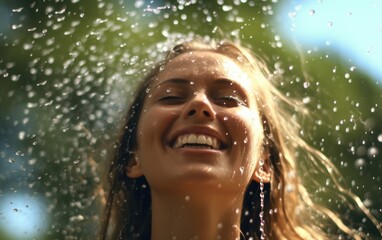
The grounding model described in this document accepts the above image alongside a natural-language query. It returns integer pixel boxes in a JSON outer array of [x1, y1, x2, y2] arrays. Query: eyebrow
[[153, 78, 190, 89], [152, 78, 249, 99], [213, 78, 241, 87], [213, 78, 249, 97], [154, 78, 244, 87]]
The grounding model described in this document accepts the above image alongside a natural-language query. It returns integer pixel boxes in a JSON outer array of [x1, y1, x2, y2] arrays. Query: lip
[[167, 125, 229, 150]]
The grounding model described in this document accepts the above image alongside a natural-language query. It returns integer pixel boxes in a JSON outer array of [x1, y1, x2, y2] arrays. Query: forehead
[[154, 51, 253, 89]]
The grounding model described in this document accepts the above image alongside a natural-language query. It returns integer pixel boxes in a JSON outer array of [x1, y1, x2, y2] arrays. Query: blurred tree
[[0, 0, 380, 239]]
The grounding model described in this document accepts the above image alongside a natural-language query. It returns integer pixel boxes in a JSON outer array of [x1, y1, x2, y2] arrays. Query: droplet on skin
[[185, 195, 190, 202], [217, 223, 223, 230], [239, 167, 244, 175]]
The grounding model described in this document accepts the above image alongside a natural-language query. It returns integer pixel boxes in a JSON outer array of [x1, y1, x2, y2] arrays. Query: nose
[[183, 93, 216, 121]]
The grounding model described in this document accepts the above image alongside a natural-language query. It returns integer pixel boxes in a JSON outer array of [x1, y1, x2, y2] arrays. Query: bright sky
[[0, 193, 47, 239], [276, 0, 382, 84]]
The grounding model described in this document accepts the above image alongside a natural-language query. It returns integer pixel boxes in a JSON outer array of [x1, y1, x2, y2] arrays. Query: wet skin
[[134, 51, 264, 197]]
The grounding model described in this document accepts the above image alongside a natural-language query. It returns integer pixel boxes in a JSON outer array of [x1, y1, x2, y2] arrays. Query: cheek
[[224, 108, 262, 143], [222, 108, 263, 167], [136, 106, 179, 149]]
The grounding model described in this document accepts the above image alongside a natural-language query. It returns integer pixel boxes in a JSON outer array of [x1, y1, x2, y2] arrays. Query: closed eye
[[158, 96, 185, 104], [216, 96, 247, 107]]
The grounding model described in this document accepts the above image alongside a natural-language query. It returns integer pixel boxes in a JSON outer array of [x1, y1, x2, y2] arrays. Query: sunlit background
[[0, 0, 381, 239], [277, 0, 382, 82]]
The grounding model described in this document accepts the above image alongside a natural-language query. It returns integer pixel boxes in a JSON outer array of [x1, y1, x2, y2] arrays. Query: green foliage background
[[0, 0, 381, 239]]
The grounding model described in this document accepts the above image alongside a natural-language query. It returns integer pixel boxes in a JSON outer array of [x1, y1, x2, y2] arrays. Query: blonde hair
[[99, 39, 381, 239]]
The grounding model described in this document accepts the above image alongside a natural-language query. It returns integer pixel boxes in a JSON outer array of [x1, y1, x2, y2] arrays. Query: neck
[[150, 191, 244, 240]]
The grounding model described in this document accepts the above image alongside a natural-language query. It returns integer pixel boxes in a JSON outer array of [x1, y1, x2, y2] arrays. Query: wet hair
[[99, 39, 381, 239]]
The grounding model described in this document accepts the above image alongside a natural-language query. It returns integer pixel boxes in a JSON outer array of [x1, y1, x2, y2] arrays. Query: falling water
[[0, 0, 381, 239]]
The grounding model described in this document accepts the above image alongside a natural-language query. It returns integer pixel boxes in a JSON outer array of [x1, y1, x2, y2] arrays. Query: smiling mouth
[[172, 134, 223, 150]]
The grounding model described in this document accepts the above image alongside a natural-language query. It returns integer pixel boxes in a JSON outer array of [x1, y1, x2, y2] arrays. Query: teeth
[[173, 134, 220, 149]]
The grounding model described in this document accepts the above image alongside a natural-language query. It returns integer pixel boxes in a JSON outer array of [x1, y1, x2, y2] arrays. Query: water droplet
[[12, 7, 24, 12], [363, 199, 372, 208], [368, 147, 378, 158], [28, 158, 37, 165], [377, 134, 382, 142], [259, 159, 264, 166], [217, 223, 223, 229], [18, 131, 26, 140], [239, 166, 244, 175], [286, 184, 294, 192], [303, 97, 310, 104], [309, 9, 315, 15], [11, 24, 22, 30], [8, 158, 16, 163], [354, 158, 365, 168], [185, 195, 190, 201], [325, 179, 330, 186], [23, 43, 33, 50], [222, 5, 233, 11], [223, 117, 228, 121]]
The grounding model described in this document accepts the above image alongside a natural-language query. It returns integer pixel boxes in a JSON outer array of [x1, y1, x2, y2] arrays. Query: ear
[[125, 154, 144, 178], [252, 149, 271, 183]]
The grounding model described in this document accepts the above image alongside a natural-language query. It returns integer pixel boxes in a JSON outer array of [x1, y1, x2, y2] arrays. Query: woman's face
[[134, 51, 264, 196]]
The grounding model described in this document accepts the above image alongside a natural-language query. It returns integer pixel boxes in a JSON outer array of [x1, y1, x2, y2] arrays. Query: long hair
[[99, 39, 380, 239]]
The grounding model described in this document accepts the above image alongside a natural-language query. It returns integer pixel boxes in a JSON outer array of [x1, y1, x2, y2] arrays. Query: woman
[[99, 39, 380, 239]]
